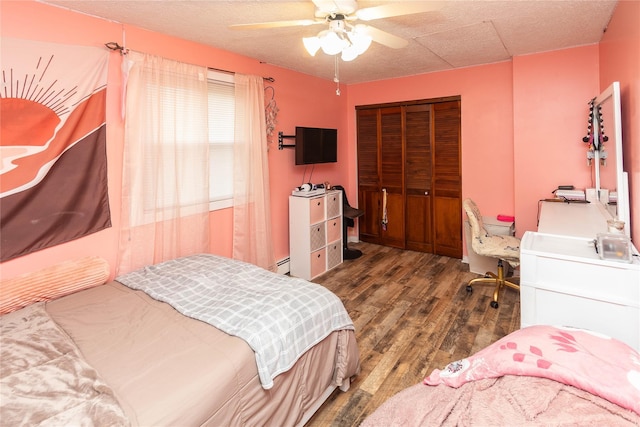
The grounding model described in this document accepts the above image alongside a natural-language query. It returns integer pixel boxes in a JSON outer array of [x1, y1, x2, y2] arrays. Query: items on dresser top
[[595, 232, 633, 263]]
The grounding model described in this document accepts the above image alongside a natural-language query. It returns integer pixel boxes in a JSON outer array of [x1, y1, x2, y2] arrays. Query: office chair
[[463, 198, 520, 309], [332, 185, 364, 260]]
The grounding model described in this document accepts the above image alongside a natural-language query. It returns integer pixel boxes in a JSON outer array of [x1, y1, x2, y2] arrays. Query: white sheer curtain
[[232, 74, 276, 271], [118, 52, 210, 275]]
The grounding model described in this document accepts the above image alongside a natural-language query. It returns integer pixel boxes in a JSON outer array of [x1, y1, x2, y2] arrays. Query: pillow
[[424, 325, 640, 416], [0, 256, 109, 315]]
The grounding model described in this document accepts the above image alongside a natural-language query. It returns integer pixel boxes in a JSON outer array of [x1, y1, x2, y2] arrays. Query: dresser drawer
[[310, 248, 326, 278], [521, 286, 639, 351], [309, 196, 325, 224], [326, 191, 341, 219], [326, 241, 342, 270], [309, 223, 326, 252], [326, 217, 341, 244], [522, 252, 639, 306]]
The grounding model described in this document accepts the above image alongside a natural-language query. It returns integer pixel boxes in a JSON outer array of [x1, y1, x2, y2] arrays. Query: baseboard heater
[[276, 257, 290, 275]]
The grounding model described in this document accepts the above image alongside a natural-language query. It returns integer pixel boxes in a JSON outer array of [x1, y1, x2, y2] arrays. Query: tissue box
[[596, 233, 632, 263]]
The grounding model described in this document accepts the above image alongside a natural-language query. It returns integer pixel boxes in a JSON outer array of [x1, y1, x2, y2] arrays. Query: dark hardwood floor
[[306, 242, 521, 427]]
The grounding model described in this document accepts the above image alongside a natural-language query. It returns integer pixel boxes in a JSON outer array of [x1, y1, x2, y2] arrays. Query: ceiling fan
[[230, 0, 439, 61]]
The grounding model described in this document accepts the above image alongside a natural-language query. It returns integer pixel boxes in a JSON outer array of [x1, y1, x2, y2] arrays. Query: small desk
[[537, 201, 610, 239], [521, 201, 640, 351]]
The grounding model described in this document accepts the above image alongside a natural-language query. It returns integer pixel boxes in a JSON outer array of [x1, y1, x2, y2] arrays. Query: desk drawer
[[521, 286, 639, 351], [522, 253, 639, 306]]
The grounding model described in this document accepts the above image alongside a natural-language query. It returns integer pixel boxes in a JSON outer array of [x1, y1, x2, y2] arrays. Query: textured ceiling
[[37, 0, 618, 84]]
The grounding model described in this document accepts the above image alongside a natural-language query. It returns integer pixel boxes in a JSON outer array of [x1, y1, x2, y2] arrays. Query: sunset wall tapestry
[[1, 38, 111, 262]]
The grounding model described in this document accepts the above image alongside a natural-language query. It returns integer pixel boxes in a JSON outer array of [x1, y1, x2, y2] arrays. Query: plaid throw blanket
[[116, 254, 354, 389]]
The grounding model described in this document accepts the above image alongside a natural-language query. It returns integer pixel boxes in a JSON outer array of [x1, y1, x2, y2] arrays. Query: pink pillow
[[424, 325, 640, 415], [0, 257, 109, 315]]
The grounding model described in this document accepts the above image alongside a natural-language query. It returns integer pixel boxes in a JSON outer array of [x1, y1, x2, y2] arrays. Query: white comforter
[[0, 303, 130, 426], [116, 254, 354, 389]]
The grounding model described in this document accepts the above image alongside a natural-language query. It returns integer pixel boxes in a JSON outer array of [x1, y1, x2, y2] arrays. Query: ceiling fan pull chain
[[334, 55, 341, 96]]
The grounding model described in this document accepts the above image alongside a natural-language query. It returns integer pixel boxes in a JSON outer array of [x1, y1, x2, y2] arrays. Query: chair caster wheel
[[466, 285, 473, 293], [490, 301, 499, 309]]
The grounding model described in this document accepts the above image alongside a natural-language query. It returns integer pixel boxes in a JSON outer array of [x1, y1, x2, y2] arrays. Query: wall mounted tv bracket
[[278, 131, 295, 150]]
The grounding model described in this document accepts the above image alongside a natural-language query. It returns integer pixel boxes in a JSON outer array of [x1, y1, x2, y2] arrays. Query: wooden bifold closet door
[[356, 98, 462, 258]]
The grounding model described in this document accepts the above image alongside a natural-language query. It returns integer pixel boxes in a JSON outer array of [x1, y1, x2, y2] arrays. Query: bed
[[0, 254, 361, 426], [361, 324, 640, 426]]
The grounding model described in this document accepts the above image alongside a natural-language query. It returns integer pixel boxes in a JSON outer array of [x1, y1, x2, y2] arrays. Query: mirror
[[593, 81, 630, 238]]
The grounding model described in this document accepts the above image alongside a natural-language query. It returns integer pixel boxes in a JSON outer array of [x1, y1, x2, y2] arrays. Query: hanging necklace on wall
[[582, 97, 609, 166]]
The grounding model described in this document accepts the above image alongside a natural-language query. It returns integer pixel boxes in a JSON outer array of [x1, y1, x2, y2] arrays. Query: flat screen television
[[295, 126, 337, 165]]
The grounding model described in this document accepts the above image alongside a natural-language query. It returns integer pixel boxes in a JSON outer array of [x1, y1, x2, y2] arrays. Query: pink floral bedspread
[[424, 325, 640, 415]]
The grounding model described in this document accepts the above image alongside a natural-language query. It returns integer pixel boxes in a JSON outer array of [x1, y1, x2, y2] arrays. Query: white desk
[[537, 201, 610, 239], [521, 201, 640, 351]]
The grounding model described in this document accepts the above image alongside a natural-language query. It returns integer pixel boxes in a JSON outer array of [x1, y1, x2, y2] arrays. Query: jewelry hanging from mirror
[[582, 96, 609, 166], [583, 97, 596, 165], [596, 104, 609, 166]]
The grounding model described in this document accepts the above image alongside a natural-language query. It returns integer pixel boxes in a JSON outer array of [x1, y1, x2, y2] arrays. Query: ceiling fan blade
[[362, 25, 409, 49], [229, 19, 322, 30], [312, 0, 357, 17], [356, 2, 440, 21]]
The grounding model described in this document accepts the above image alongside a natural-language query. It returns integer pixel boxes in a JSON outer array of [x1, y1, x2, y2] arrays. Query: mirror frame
[[593, 81, 630, 238]]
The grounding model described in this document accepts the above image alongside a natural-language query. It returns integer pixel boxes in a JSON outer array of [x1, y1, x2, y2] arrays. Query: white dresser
[[521, 201, 640, 351], [289, 190, 343, 280]]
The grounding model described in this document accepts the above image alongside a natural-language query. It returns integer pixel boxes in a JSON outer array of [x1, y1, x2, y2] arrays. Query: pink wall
[[346, 46, 599, 254], [345, 62, 516, 225], [513, 46, 600, 236], [1, 0, 637, 280], [599, 0, 640, 244], [0, 0, 349, 280]]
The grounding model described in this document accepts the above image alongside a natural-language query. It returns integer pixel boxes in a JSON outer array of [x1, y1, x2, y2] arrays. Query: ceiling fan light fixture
[[340, 44, 359, 61], [304, 22, 370, 60], [319, 30, 348, 55], [303, 36, 322, 56], [348, 27, 372, 55]]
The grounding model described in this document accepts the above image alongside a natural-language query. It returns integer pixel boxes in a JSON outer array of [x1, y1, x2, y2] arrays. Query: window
[[138, 69, 210, 223], [138, 68, 234, 218], [208, 70, 235, 210]]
